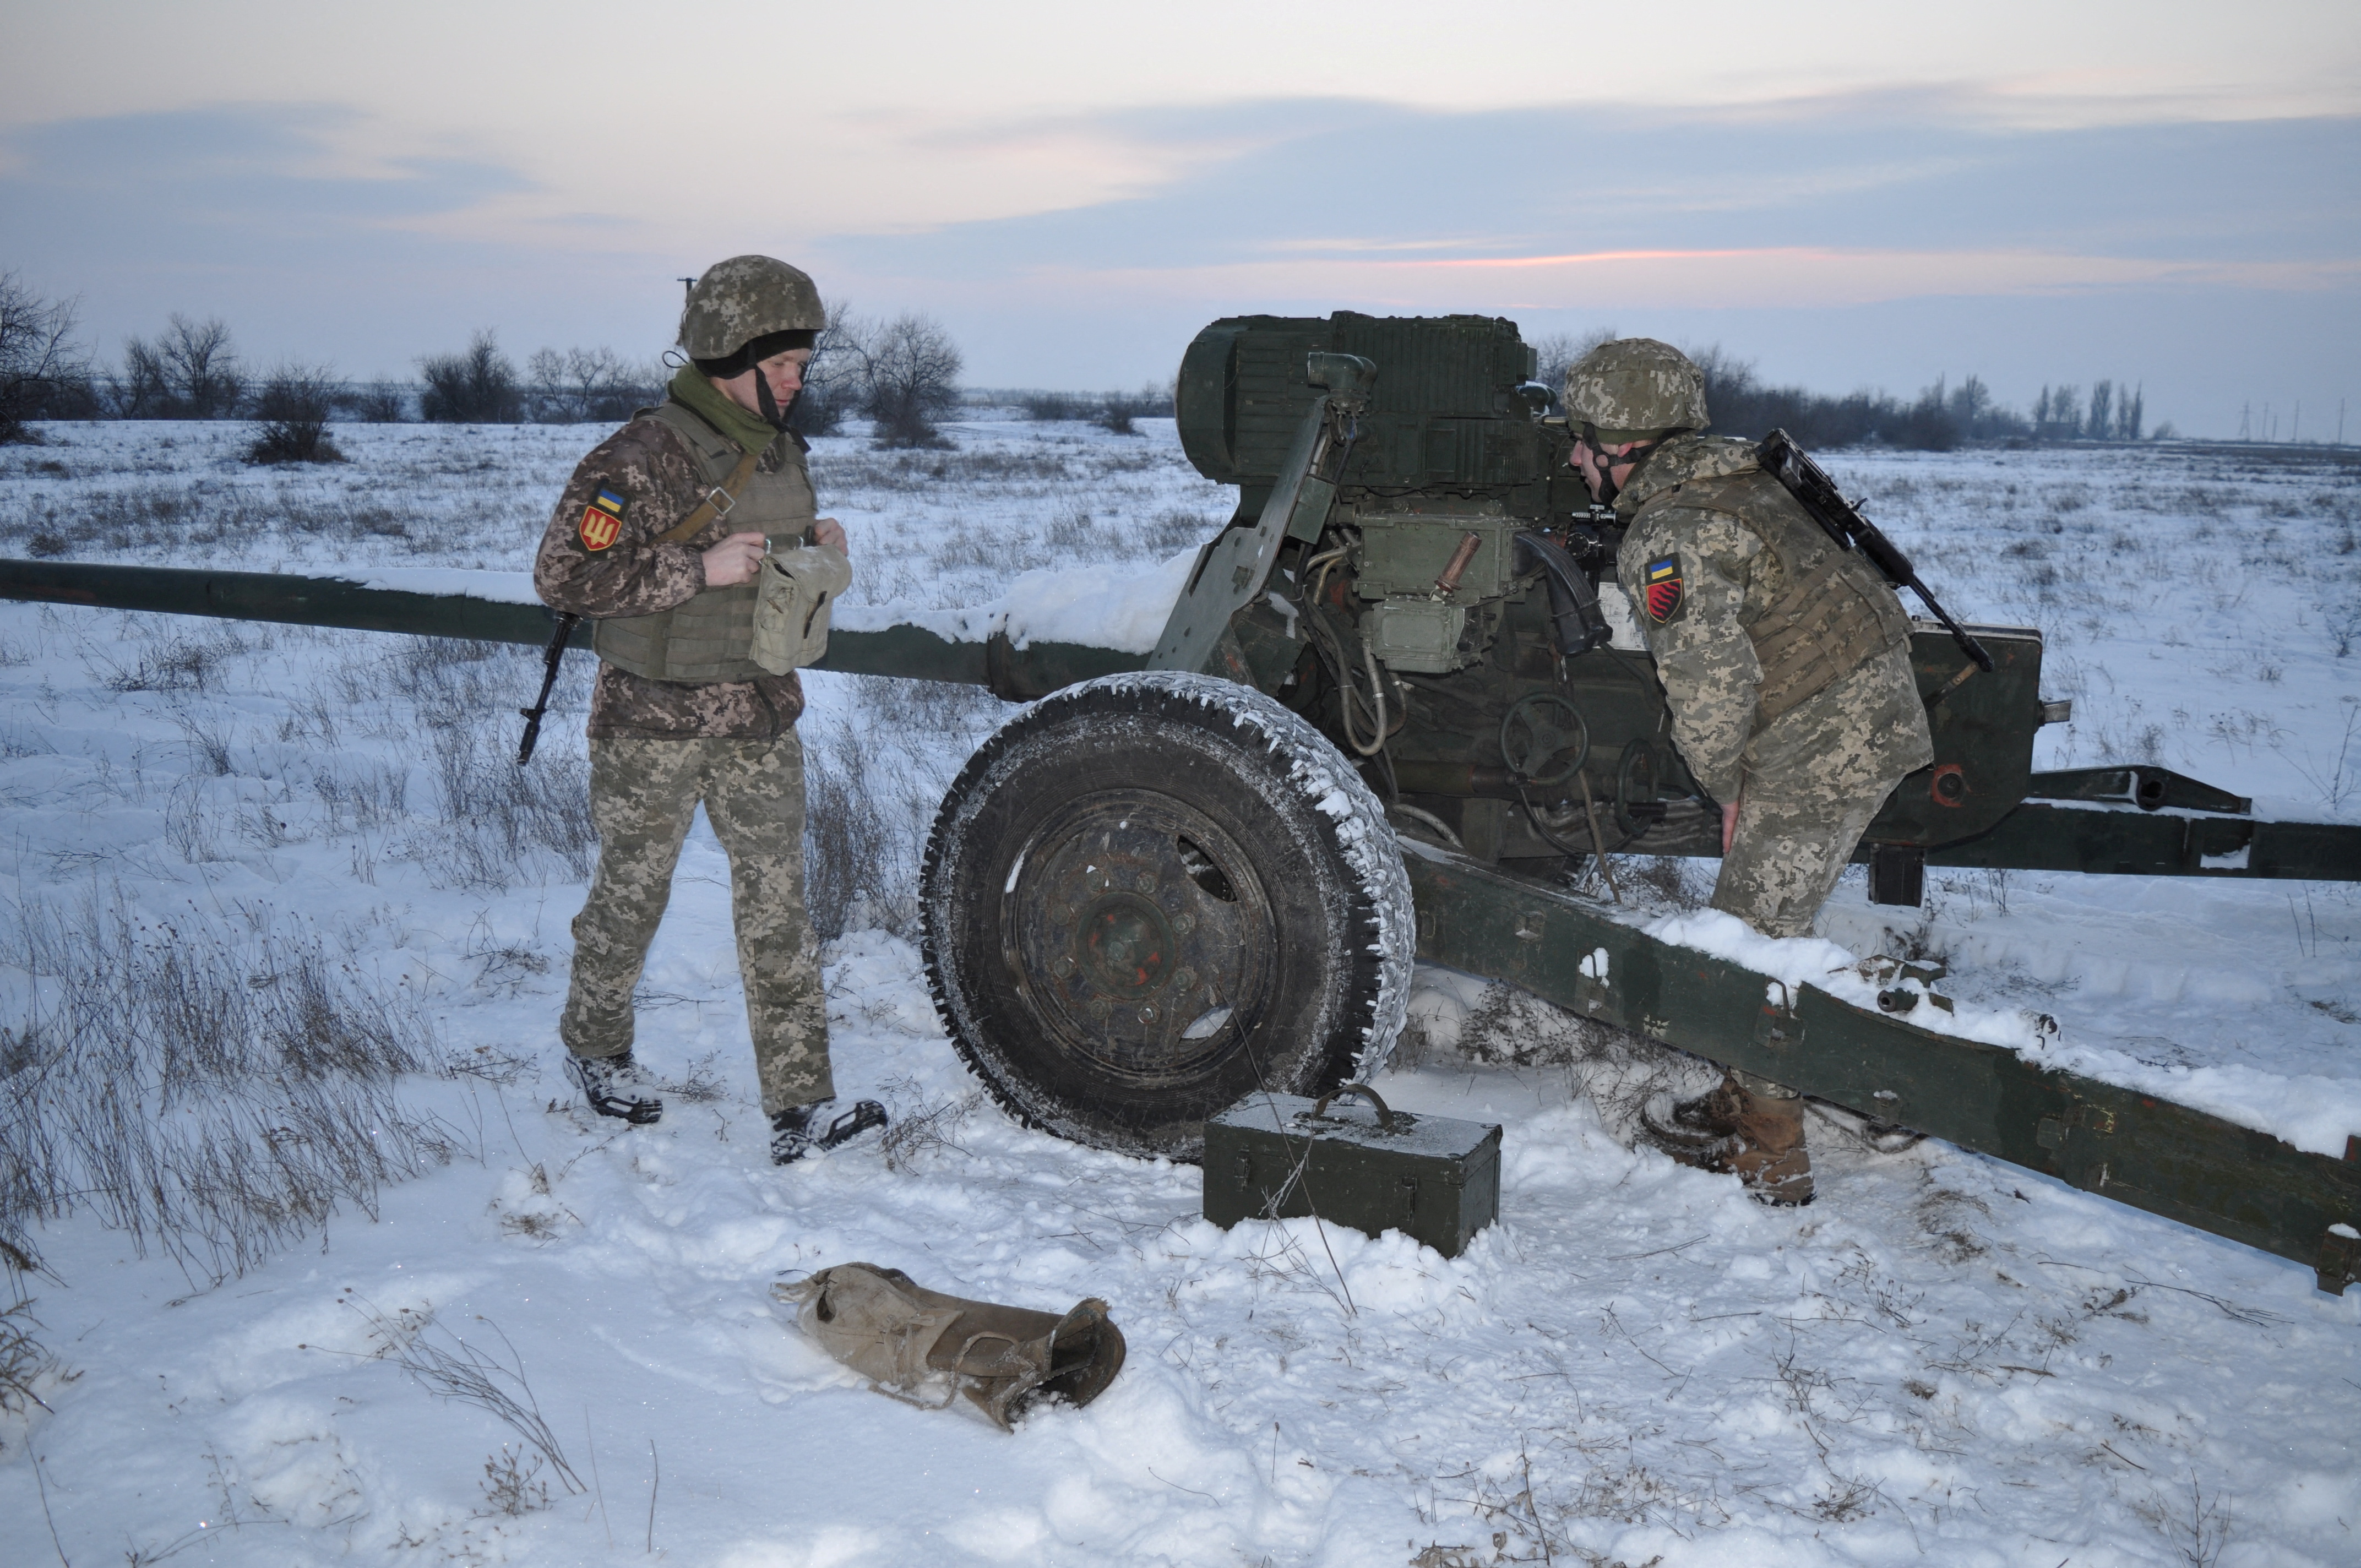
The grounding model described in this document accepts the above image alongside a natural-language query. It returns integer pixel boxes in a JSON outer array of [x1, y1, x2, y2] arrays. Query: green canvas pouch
[[750, 543, 851, 674]]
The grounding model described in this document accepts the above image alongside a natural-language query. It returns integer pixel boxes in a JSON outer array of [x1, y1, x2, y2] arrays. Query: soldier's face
[[1569, 435, 1639, 498], [714, 349, 814, 416]]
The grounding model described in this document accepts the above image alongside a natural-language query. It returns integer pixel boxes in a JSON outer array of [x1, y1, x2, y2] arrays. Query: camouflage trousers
[[1711, 776, 1897, 940], [561, 733, 832, 1115]]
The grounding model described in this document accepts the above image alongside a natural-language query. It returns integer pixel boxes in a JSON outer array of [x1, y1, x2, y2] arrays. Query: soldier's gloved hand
[[701, 531, 769, 588], [812, 517, 848, 555]]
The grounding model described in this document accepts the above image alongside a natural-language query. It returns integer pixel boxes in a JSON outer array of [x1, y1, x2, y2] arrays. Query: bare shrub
[[859, 313, 963, 449], [1020, 391, 1085, 422], [1626, 853, 1710, 913], [879, 1085, 982, 1173], [348, 378, 411, 422], [110, 334, 178, 418], [480, 1445, 553, 1516], [420, 330, 523, 423], [0, 890, 453, 1289], [1097, 383, 1169, 435], [97, 627, 246, 694], [525, 346, 657, 424], [786, 300, 865, 438], [0, 273, 92, 444], [245, 362, 347, 465], [116, 314, 244, 419]]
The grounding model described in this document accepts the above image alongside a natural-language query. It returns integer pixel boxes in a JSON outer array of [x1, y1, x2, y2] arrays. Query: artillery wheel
[[921, 672, 1413, 1159]]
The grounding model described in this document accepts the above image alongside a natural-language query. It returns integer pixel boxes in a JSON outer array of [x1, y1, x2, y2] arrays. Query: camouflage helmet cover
[[1563, 337, 1709, 443], [678, 255, 825, 360]]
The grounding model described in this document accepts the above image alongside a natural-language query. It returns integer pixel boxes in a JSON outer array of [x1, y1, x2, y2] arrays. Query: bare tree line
[[0, 271, 2212, 460], [0, 275, 973, 459], [1524, 330, 2167, 450]]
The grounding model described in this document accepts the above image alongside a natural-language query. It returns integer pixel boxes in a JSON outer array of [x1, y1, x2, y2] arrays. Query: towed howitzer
[[3, 312, 2358, 1293]]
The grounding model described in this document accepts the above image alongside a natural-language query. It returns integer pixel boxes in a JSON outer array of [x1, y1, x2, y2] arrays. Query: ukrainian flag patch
[[578, 488, 625, 552], [1643, 554, 1683, 623]]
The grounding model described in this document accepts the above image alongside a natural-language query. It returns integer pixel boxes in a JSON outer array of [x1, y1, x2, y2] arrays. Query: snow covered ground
[[0, 414, 2354, 1566]]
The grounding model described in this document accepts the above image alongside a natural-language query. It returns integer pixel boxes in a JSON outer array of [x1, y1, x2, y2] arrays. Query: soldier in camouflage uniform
[[534, 254, 884, 1164], [1565, 338, 1934, 1204]]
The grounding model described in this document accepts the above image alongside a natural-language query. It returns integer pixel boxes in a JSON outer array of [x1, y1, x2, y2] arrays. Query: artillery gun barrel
[[0, 557, 1146, 700]]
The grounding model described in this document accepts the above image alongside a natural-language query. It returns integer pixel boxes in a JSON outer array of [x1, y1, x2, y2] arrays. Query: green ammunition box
[[1201, 1085, 1502, 1257]]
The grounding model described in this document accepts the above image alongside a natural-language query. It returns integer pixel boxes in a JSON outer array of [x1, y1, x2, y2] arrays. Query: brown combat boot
[[1726, 1092, 1814, 1206], [1640, 1075, 1814, 1206]]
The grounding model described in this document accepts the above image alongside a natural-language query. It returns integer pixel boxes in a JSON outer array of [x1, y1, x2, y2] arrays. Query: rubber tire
[[922, 672, 1413, 1159]]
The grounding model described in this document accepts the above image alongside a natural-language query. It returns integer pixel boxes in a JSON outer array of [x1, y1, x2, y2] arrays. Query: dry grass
[[0, 888, 457, 1289], [803, 674, 1004, 938]]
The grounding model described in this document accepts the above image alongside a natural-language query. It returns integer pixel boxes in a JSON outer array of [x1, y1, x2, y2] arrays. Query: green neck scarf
[[666, 363, 781, 455]]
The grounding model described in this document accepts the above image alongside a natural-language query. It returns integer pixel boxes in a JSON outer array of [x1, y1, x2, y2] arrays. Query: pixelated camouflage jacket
[[1612, 434, 1931, 804], [534, 396, 813, 741]]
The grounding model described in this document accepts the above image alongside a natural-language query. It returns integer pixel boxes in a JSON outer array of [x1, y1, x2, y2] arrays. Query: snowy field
[[0, 413, 2355, 1566]]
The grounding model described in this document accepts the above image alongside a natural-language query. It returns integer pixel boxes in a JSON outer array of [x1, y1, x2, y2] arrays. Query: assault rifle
[[1757, 428, 1994, 705], [515, 611, 580, 765]]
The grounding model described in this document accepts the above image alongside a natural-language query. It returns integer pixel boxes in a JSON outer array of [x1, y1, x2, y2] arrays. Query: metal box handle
[[1308, 1082, 1399, 1131]]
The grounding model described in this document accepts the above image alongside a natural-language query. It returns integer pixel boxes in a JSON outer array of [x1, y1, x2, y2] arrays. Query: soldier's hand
[[701, 531, 769, 589], [813, 518, 848, 554], [1722, 801, 1740, 854]]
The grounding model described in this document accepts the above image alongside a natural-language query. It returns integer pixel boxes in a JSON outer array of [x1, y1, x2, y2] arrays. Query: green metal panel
[[1908, 798, 2361, 883], [1865, 625, 2047, 848], [1405, 848, 2361, 1291], [1173, 313, 1539, 494]]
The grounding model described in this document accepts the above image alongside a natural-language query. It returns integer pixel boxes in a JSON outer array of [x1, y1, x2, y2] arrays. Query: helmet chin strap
[[1580, 423, 1681, 506], [753, 367, 791, 432]]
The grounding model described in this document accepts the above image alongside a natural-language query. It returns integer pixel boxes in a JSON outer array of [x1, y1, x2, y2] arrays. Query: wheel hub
[[1004, 790, 1270, 1084]]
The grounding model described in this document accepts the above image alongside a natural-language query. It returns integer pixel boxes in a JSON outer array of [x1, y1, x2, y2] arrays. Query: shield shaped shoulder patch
[[578, 489, 625, 552], [1643, 555, 1684, 624]]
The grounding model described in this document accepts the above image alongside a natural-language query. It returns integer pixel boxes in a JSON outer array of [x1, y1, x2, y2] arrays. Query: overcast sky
[[4, 0, 2355, 436]]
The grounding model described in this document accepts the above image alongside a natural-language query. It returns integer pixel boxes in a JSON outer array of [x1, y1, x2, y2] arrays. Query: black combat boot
[[567, 1052, 663, 1125], [770, 1098, 889, 1164]]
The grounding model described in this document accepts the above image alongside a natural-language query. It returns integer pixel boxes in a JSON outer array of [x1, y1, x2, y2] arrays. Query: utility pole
[[2340, 398, 2347, 447], [2239, 403, 2251, 442], [2293, 402, 2302, 444], [678, 276, 696, 301]]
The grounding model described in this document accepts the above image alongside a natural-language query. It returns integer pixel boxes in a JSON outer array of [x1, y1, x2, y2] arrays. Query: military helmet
[[678, 255, 824, 362], [1563, 337, 1709, 444]]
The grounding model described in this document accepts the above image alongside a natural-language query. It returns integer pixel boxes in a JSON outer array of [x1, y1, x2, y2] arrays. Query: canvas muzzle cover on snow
[[750, 543, 851, 675], [771, 1262, 1125, 1430]]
